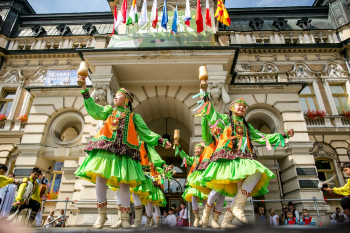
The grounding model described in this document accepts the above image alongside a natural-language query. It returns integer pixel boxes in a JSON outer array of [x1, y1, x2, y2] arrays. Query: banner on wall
[[44, 70, 92, 87], [108, 10, 215, 48]]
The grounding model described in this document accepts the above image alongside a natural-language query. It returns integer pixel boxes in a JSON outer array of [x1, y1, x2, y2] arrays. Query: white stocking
[[154, 205, 161, 217], [192, 196, 199, 211], [132, 192, 142, 206], [118, 183, 131, 207], [115, 189, 121, 205], [146, 201, 153, 217], [207, 190, 220, 205], [215, 194, 225, 211], [95, 175, 107, 203], [230, 180, 243, 207], [202, 200, 207, 207], [242, 171, 262, 193]]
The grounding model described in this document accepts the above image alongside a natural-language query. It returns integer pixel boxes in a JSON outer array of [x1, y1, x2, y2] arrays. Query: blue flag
[[161, 0, 168, 30], [171, 4, 178, 34]]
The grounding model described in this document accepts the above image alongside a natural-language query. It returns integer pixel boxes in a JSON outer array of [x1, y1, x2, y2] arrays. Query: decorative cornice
[[240, 47, 341, 54], [6, 53, 79, 60]]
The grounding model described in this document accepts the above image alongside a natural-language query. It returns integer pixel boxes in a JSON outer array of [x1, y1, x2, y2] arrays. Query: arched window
[[315, 159, 338, 188]]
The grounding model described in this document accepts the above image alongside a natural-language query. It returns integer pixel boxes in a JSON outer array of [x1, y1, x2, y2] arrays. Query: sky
[[27, 0, 315, 14]]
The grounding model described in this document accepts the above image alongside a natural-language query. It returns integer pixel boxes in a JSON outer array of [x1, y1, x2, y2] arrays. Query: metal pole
[[63, 197, 68, 227], [250, 197, 255, 218], [313, 196, 322, 227]]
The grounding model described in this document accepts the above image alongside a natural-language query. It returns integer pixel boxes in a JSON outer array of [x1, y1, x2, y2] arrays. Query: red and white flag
[[196, 0, 203, 33], [115, 0, 127, 28], [151, 0, 158, 29], [205, 0, 212, 27], [112, 5, 118, 35]]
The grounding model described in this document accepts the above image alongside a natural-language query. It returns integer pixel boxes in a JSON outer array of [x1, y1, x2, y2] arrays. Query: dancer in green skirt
[[75, 81, 171, 229], [194, 85, 294, 227]]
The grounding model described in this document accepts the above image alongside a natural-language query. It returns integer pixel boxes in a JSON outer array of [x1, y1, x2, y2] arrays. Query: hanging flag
[[215, 0, 231, 26], [112, 5, 118, 35], [138, 0, 149, 26], [196, 0, 203, 33], [151, 0, 158, 29], [161, 0, 168, 30], [185, 0, 191, 27], [171, 4, 178, 34], [127, 0, 138, 25], [115, 0, 128, 28], [205, 0, 212, 27]]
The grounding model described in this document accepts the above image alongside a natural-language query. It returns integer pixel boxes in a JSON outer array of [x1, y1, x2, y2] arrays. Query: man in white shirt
[[288, 202, 299, 220], [330, 207, 349, 225], [141, 211, 148, 227], [163, 207, 177, 227]]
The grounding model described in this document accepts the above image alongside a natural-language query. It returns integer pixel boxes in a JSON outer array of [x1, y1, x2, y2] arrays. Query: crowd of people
[[254, 202, 349, 226]]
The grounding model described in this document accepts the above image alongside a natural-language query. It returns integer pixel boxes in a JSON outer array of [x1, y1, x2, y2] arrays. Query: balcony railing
[[305, 117, 325, 127]]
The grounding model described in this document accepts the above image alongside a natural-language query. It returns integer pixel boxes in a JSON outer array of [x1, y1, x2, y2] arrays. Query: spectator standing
[[255, 207, 267, 224], [280, 207, 288, 225], [163, 207, 177, 227], [161, 210, 168, 222], [55, 209, 66, 227], [285, 212, 298, 225], [141, 211, 147, 227], [299, 209, 316, 226], [330, 207, 349, 225], [176, 203, 188, 227], [269, 209, 279, 226], [45, 211, 56, 228], [288, 202, 299, 220]]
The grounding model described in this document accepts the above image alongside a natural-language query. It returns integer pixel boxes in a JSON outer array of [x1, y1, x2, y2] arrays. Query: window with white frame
[[330, 84, 350, 114], [0, 90, 16, 116], [299, 85, 318, 112]]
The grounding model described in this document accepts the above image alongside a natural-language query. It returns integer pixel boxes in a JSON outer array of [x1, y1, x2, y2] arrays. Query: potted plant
[[0, 114, 7, 121], [18, 114, 28, 123], [46, 189, 59, 200], [340, 111, 350, 119], [304, 110, 327, 119]]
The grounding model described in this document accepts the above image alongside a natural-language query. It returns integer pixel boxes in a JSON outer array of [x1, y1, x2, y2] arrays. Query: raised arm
[[15, 177, 29, 203], [202, 98, 229, 129], [146, 144, 165, 168], [81, 89, 113, 121], [0, 175, 14, 188], [134, 114, 168, 147], [178, 149, 194, 166], [249, 124, 287, 148]]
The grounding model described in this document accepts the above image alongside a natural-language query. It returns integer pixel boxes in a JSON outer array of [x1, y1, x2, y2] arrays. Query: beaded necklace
[[110, 106, 129, 130]]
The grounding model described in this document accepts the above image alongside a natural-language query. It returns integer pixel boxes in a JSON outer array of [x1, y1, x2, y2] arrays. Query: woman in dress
[[195, 85, 294, 227], [75, 82, 171, 229]]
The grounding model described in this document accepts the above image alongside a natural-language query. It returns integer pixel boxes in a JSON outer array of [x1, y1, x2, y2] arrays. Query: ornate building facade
[[0, 0, 349, 227]]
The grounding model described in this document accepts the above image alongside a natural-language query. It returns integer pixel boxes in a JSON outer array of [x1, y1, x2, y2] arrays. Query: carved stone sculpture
[[208, 82, 230, 113]]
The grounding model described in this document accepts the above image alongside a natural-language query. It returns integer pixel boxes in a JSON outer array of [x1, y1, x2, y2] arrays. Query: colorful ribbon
[[193, 100, 205, 112], [210, 119, 225, 129], [274, 134, 285, 149], [181, 157, 187, 168], [256, 133, 272, 151]]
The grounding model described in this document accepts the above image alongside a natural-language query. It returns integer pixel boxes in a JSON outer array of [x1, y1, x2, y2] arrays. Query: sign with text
[[108, 10, 215, 48], [44, 70, 92, 87]]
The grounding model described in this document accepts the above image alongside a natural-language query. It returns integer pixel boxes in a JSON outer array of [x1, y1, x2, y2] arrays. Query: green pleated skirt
[[74, 149, 145, 189], [182, 186, 208, 202], [200, 158, 275, 197], [187, 170, 212, 195]]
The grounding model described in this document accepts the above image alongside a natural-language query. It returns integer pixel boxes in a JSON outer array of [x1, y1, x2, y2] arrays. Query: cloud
[[28, 0, 110, 13]]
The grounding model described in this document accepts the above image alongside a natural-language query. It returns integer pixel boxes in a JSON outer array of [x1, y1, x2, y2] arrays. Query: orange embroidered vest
[[92, 112, 139, 149]]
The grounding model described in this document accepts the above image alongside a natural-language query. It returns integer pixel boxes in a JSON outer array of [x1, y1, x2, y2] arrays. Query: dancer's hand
[[287, 129, 294, 137], [164, 141, 172, 149], [173, 140, 179, 147], [324, 188, 333, 193], [13, 180, 21, 185], [15, 201, 21, 206], [78, 75, 87, 90]]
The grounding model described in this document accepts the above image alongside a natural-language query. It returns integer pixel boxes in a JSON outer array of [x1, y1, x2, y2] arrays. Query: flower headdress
[[230, 98, 248, 112], [116, 88, 134, 111]]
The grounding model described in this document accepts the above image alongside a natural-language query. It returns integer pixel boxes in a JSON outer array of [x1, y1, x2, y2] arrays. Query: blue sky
[[28, 0, 315, 14]]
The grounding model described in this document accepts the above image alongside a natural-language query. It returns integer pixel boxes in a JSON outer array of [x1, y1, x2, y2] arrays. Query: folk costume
[[178, 143, 205, 227], [75, 88, 168, 229], [299, 216, 316, 226], [332, 179, 350, 211], [9, 176, 41, 227], [195, 96, 289, 225]]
